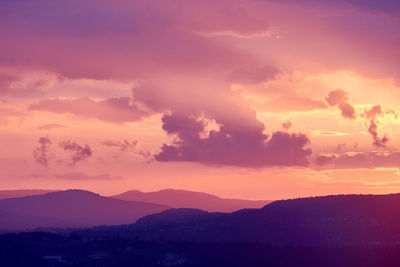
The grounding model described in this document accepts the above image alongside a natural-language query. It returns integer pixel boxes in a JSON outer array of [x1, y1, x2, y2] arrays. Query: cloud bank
[[155, 113, 311, 167]]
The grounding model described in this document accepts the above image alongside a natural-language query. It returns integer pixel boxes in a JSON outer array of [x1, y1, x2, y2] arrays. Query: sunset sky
[[0, 0, 399, 200]]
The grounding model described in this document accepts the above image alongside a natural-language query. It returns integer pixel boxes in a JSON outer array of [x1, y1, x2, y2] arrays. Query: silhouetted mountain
[[0, 190, 58, 200], [0, 190, 169, 231], [112, 189, 271, 212], [114, 193, 400, 245], [135, 208, 210, 226]]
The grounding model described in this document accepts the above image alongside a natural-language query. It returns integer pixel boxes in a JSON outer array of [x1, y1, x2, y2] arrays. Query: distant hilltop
[[0, 188, 272, 231]]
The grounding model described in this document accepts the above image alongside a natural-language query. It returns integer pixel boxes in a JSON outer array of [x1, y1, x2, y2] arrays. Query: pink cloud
[[227, 66, 280, 84], [0, 0, 398, 177], [0, 107, 23, 120], [29, 97, 149, 124], [0, 0, 267, 80], [55, 172, 120, 180], [365, 105, 383, 120], [0, 71, 59, 97], [251, 96, 327, 113], [368, 120, 389, 148], [37, 124, 67, 130]]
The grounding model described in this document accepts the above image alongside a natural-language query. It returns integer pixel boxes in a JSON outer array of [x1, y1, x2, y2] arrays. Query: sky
[[0, 0, 400, 200]]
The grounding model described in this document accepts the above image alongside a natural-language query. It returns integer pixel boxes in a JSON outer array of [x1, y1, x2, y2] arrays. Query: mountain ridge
[[112, 188, 272, 212], [0, 189, 59, 200], [109, 192, 400, 245], [0, 189, 170, 231]]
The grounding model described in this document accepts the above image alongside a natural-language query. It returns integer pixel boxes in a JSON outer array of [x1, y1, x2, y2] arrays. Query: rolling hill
[[0, 190, 58, 200], [0, 190, 169, 230], [112, 189, 272, 212], [117, 193, 400, 245]]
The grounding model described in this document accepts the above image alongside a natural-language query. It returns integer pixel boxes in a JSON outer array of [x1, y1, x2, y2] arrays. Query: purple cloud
[[32, 136, 52, 166], [315, 151, 400, 169], [0, 0, 268, 80], [325, 89, 348, 106], [0, 72, 58, 97], [155, 113, 311, 167], [263, 0, 400, 15], [368, 120, 389, 148], [137, 150, 154, 163], [363, 105, 395, 148], [338, 102, 356, 120], [325, 89, 356, 120], [59, 140, 92, 165], [101, 140, 138, 151], [315, 155, 336, 166]]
